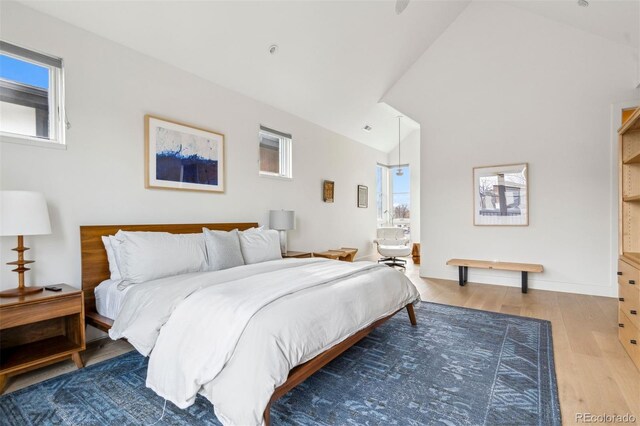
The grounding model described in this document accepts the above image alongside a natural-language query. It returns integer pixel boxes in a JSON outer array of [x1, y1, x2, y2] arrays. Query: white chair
[[374, 227, 411, 269]]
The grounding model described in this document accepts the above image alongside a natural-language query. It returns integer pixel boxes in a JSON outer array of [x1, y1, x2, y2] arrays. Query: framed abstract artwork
[[473, 163, 528, 226], [323, 180, 334, 203], [357, 185, 368, 208], [145, 115, 225, 193]]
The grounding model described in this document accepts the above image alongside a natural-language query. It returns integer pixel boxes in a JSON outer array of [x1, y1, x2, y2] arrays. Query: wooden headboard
[[79, 222, 258, 331]]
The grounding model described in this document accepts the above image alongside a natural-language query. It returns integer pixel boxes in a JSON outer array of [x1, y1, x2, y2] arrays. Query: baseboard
[[420, 270, 617, 298]]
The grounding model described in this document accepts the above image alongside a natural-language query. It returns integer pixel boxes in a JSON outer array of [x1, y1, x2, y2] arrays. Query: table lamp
[[0, 191, 51, 297], [269, 210, 295, 255]]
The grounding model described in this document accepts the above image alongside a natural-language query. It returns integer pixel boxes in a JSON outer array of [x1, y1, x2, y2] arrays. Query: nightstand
[[0, 284, 85, 394], [283, 251, 313, 258]]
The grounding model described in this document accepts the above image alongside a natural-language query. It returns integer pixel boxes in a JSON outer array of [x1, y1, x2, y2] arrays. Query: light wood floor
[[4, 261, 639, 425]]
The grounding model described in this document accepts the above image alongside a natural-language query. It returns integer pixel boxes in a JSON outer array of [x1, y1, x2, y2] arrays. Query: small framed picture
[[357, 185, 368, 208], [323, 180, 335, 203], [473, 163, 528, 226], [145, 115, 225, 193]]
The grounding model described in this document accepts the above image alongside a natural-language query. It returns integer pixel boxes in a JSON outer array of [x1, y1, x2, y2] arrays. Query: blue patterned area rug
[[0, 303, 561, 426]]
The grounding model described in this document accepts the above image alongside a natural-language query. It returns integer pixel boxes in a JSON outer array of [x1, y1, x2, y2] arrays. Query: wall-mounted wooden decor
[[323, 180, 334, 203]]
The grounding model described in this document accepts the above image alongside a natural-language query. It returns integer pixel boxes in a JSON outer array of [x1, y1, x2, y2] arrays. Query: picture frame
[[145, 114, 225, 193], [357, 185, 368, 208], [323, 180, 335, 203], [473, 163, 528, 226]]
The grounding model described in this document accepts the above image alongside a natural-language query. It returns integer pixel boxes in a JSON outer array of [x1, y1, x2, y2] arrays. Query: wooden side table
[[0, 284, 85, 394], [283, 251, 313, 258], [412, 243, 421, 264], [313, 248, 358, 262]]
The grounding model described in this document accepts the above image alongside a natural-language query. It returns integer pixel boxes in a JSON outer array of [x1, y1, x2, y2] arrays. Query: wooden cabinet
[[0, 285, 85, 393], [618, 108, 640, 370]]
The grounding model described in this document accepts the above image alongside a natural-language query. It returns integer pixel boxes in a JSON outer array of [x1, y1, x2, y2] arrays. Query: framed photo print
[[323, 180, 335, 203], [473, 163, 528, 226], [357, 185, 368, 208], [145, 115, 225, 193]]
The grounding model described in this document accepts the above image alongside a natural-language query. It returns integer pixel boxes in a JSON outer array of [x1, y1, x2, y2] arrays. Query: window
[[0, 41, 65, 145], [376, 163, 411, 232], [376, 165, 387, 223], [391, 166, 410, 222], [259, 125, 292, 178]]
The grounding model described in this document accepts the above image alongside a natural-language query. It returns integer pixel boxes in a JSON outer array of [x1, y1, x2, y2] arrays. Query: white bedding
[[110, 258, 420, 426], [94, 279, 131, 320]]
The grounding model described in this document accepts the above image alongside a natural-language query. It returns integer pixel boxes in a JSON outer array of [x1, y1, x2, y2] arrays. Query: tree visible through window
[[376, 164, 410, 228], [391, 166, 410, 220]]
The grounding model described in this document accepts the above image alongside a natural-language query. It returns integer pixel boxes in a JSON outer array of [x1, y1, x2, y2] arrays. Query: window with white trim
[[376, 163, 411, 232], [259, 125, 292, 179], [0, 41, 65, 145]]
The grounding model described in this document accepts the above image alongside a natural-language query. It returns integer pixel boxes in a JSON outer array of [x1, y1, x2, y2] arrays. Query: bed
[[80, 223, 420, 425]]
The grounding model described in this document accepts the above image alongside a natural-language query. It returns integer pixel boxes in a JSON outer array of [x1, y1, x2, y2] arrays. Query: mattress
[[94, 279, 131, 320]]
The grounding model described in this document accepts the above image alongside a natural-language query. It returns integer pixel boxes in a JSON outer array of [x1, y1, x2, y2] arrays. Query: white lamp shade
[[269, 210, 295, 230], [0, 191, 52, 236]]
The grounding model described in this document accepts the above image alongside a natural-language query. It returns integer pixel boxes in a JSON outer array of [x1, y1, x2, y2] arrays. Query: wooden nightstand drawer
[[0, 295, 81, 330]]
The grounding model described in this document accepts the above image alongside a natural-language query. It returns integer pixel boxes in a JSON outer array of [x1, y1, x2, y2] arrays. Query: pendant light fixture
[[396, 115, 404, 176]]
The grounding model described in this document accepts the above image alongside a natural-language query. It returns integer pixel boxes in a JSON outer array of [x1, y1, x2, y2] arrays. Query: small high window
[[259, 125, 292, 179], [0, 41, 65, 145]]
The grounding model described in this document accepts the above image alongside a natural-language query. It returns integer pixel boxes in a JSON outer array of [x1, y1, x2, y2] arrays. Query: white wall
[[384, 2, 638, 297], [385, 129, 421, 243], [0, 2, 385, 289]]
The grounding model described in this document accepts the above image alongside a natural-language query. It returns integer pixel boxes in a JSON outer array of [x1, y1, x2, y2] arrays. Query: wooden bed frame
[[79, 223, 417, 425]]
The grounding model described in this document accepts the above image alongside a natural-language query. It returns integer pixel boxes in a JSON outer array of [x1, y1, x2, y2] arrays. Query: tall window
[[391, 166, 410, 222], [376, 163, 411, 230], [259, 125, 292, 179], [376, 165, 386, 222], [0, 41, 65, 145]]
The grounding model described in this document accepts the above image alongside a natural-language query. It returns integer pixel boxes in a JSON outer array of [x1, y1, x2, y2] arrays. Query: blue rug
[[0, 303, 561, 426]]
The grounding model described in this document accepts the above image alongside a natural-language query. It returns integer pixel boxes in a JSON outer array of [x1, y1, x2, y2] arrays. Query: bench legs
[[458, 267, 529, 293], [458, 266, 468, 286]]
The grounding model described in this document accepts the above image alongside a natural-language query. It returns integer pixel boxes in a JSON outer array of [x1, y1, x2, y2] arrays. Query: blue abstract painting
[[146, 116, 225, 192]]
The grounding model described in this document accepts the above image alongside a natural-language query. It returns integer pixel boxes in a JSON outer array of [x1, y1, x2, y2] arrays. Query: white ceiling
[[510, 0, 639, 48], [16, 0, 640, 152], [17, 0, 473, 152]]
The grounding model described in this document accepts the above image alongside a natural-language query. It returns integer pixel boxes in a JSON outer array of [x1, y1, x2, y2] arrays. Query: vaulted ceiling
[[15, 0, 640, 152]]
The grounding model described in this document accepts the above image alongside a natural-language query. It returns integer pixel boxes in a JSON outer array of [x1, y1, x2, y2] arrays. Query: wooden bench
[[446, 258, 543, 294], [313, 248, 358, 262]]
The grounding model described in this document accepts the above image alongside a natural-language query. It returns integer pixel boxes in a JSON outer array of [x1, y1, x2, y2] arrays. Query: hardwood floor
[[3, 261, 639, 426], [2, 337, 133, 395]]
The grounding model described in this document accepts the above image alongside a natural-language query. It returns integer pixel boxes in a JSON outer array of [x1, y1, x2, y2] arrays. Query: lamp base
[[0, 286, 44, 298], [278, 230, 288, 256]]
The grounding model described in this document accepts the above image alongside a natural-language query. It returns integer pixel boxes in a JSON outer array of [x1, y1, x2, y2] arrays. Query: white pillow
[[115, 231, 207, 286], [101, 235, 122, 280], [242, 226, 265, 234], [239, 229, 282, 264], [202, 228, 245, 271]]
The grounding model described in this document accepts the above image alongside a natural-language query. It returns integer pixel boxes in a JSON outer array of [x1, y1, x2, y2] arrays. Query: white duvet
[[110, 258, 420, 426]]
